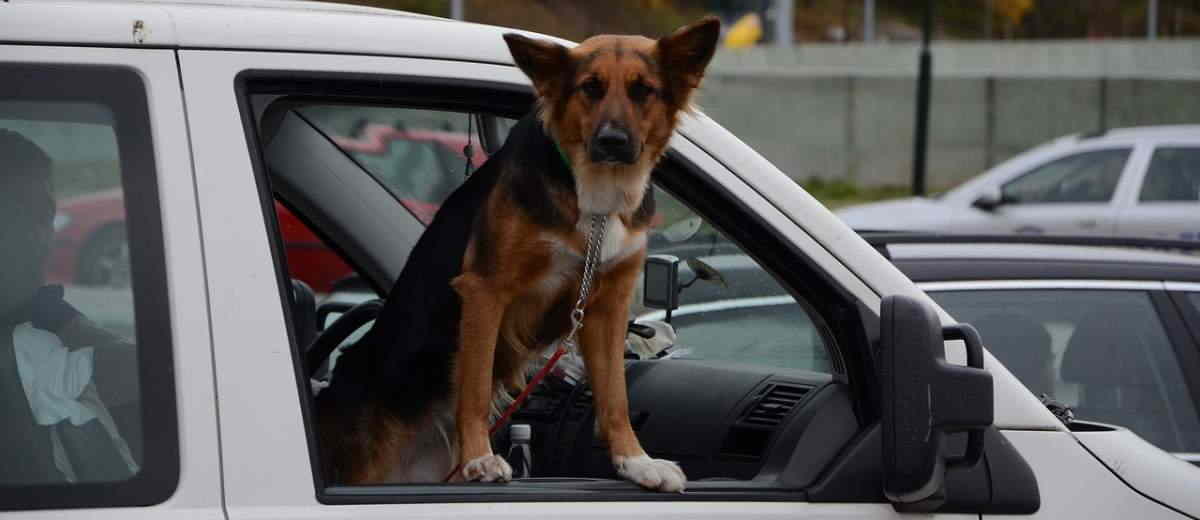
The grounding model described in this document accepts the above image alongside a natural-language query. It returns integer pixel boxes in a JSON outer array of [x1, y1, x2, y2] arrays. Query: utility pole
[[983, 0, 992, 39], [451, 0, 464, 21], [863, 0, 875, 42], [911, 0, 933, 197], [775, 0, 794, 47], [1147, 0, 1159, 39]]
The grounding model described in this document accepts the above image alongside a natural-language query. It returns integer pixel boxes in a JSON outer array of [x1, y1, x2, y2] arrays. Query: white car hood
[[835, 197, 973, 232], [1074, 425, 1200, 517]]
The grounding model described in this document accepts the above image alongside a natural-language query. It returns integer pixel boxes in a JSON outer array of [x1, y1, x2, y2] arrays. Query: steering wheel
[[304, 299, 384, 380]]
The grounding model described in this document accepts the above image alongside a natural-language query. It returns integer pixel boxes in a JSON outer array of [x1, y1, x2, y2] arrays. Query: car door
[[1117, 143, 1200, 241], [0, 43, 220, 519], [985, 147, 1135, 236], [176, 46, 1003, 519]]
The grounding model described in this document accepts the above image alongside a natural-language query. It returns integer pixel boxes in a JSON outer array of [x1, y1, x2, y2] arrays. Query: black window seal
[[0, 64, 180, 511], [233, 70, 874, 504], [1158, 291, 1200, 431], [1168, 290, 1200, 344]]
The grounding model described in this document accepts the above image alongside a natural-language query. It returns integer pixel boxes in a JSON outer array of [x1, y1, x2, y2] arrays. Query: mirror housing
[[643, 254, 681, 311], [879, 295, 993, 511], [971, 186, 1004, 212]]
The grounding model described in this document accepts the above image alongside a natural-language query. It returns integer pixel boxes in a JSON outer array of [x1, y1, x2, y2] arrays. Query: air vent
[[741, 384, 809, 427]]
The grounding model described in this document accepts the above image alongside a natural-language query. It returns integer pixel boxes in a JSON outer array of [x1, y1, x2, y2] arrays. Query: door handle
[[1076, 219, 1098, 229]]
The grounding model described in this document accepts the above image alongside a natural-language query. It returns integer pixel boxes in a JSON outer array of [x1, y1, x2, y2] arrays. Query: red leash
[[443, 345, 569, 482]]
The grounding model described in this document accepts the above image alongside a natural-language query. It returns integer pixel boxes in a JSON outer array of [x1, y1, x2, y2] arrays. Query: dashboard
[[502, 359, 854, 484]]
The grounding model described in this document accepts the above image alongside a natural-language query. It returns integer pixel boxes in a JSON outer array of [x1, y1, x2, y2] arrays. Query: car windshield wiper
[[1038, 393, 1075, 426]]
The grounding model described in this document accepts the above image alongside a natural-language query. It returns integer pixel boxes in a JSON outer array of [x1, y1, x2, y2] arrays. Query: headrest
[[1061, 308, 1154, 386]]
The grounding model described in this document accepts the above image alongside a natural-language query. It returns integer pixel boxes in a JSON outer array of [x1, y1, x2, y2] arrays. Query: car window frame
[[234, 70, 876, 504], [0, 63, 180, 511], [999, 146, 1134, 205]]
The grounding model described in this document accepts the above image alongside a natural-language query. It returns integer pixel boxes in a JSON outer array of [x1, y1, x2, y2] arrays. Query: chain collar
[[560, 213, 608, 353]]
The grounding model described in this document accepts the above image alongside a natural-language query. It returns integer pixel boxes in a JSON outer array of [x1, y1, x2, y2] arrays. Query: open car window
[[294, 105, 836, 374], [241, 77, 866, 504]]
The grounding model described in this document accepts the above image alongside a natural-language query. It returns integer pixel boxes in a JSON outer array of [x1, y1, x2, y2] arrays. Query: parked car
[[837, 126, 1200, 240], [2, 1, 1197, 519]]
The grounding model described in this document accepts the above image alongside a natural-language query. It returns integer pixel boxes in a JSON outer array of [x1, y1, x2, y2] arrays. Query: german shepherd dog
[[315, 17, 720, 493]]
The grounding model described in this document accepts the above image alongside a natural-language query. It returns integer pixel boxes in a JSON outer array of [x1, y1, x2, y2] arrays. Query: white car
[[837, 126, 1200, 240], [0, 1, 1196, 519]]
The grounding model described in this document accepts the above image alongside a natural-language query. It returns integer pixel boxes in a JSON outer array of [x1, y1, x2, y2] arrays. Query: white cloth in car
[[11, 321, 140, 482], [12, 322, 96, 426], [626, 320, 678, 359]]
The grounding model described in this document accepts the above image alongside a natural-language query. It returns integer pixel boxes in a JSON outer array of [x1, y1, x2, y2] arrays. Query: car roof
[[1, 0, 573, 64], [886, 242, 1200, 283], [1082, 125, 1200, 143], [75, 0, 438, 19]]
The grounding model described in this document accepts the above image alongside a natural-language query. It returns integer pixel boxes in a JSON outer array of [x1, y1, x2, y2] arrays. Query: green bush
[[800, 177, 913, 209]]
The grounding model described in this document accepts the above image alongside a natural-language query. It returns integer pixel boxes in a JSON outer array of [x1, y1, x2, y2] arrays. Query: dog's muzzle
[[589, 122, 638, 164]]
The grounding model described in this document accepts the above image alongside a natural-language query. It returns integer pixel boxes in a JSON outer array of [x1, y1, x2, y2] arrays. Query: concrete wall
[[699, 40, 1200, 189]]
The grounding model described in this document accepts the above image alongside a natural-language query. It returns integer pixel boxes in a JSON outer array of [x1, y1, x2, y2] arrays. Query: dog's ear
[[504, 33, 571, 100], [656, 16, 721, 104]]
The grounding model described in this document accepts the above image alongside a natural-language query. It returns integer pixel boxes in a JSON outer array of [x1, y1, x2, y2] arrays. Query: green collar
[[554, 141, 572, 170]]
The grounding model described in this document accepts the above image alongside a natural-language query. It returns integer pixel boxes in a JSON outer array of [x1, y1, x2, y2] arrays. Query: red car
[[49, 127, 487, 293]]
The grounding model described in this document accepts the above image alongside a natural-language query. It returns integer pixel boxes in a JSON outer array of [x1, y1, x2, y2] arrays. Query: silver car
[[837, 125, 1200, 240]]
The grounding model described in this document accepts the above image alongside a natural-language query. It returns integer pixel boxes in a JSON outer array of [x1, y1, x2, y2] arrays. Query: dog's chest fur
[[537, 217, 647, 294]]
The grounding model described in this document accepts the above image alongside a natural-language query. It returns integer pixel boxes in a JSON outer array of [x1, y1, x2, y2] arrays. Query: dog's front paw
[[615, 455, 686, 492], [461, 454, 512, 483]]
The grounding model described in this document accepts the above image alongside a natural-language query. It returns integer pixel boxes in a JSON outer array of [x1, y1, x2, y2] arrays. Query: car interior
[[237, 75, 1037, 510]]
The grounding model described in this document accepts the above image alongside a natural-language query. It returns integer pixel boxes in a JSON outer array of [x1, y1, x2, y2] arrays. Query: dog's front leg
[[580, 257, 687, 493], [451, 271, 513, 483]]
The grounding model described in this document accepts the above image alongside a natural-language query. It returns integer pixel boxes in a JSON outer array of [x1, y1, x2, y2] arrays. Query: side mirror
[[879, 295, 992, 511], [971, 187, 1004, 212]]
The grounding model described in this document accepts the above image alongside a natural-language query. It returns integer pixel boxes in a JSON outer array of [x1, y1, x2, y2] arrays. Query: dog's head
[[504, 17, 720, 215]]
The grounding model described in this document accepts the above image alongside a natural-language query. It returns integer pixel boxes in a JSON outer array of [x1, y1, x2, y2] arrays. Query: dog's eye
[[628, 81, 655, 103], [581, 78, 605, 100]]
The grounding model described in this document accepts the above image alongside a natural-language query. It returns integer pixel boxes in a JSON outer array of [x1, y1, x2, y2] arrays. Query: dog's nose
[[596, 124, 629, 148], [590, 122, 636, 164]]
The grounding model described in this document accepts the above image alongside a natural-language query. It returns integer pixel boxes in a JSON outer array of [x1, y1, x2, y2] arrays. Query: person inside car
[[0, 129, 139, 484]]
